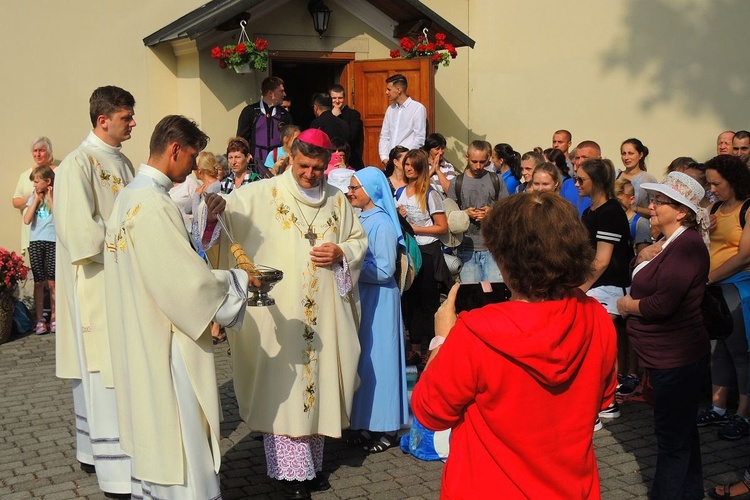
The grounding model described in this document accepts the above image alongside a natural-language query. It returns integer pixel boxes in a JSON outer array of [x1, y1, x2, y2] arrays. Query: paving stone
[[2, 332, 747, 499]]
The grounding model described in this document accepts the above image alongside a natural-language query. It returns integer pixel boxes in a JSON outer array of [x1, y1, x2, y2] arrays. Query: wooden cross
[[304, 226, 318, 246]]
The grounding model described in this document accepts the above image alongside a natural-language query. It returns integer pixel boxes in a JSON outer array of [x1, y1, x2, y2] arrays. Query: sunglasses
[[574, 176, 589, 185]]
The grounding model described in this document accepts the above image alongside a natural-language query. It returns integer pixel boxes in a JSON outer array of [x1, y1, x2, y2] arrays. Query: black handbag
[[701, 284, 733, 340]]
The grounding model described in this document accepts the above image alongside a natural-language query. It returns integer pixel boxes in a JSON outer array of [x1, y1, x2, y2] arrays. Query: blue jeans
[[457, 249, 502, 283]]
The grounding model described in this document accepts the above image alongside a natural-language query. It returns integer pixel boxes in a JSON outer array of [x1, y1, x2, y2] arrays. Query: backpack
[[394, 188, 424, 286], [11, 300, 32, 335], [710, 199, 750, 228], [454, 171, 501, 209]]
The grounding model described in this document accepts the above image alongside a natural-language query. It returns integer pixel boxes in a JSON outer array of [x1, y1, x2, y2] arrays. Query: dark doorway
[[271, 60, 347, 130]]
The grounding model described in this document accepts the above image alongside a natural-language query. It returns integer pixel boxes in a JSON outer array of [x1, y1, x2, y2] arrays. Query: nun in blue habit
[[345, 167, 409, 452]]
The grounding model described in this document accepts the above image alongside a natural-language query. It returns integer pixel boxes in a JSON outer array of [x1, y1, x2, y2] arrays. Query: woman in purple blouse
[[617, 172, 710, 499]]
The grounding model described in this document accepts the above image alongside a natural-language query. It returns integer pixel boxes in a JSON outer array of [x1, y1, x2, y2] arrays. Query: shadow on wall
[[434, 90, 486, 171], [601, 0, 750, 125]]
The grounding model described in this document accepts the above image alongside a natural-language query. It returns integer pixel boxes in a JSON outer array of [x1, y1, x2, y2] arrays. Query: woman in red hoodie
[[411, 192, 617, 499]]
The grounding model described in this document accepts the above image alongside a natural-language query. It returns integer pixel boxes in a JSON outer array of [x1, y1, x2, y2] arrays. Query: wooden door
[[352, 58, 435, 167]]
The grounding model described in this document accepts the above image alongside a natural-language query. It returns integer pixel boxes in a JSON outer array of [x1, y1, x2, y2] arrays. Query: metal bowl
[[246, 265, 284, 307]]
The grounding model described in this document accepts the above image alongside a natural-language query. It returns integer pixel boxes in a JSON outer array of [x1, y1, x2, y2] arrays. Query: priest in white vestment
[[202, 128, 367, 499], [105, 116, 251, 499], [54, 86, 136, 497]]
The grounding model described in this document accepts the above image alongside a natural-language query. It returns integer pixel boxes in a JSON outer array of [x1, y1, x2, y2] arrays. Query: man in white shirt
[[378, 74, 426, 166]]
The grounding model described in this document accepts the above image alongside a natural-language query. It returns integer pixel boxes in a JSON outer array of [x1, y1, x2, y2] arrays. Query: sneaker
[[718, 414, 750, 441], [616, 379, 639, 396], [599, 402, 621, 419], [50, 320, 56, 334], [35, 321, 47, 335], [696, 407, 730, 427], [594, 418, 603, 432]]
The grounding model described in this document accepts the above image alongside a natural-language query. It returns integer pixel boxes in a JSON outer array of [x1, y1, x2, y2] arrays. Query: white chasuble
[[54, 131, 134, 386], [217, 170, 367, 438], [104, 165, 248, 486]]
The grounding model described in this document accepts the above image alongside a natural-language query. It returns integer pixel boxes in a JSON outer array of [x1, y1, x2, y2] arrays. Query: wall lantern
[[308, 0, 331, 38]]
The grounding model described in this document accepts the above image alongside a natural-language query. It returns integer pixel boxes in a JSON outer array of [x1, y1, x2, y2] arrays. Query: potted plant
[[211, 37, 269, 73], [0, 247, 28, 343], [390, 32, 458, 69]]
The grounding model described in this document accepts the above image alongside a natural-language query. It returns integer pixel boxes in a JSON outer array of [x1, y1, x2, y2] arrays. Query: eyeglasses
[[649, 196, 680, 207], [347, 185, 362, 192], [574, 176, 589, 185]]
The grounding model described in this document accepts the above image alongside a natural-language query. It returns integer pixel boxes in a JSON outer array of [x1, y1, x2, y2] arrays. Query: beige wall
[[1, 0, 205, 252], [430, 0, 749, 174], [2, 0, 747, 252]]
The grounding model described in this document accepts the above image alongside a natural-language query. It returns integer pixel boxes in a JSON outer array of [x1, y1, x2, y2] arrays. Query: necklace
[[293, 198, 323, 246]]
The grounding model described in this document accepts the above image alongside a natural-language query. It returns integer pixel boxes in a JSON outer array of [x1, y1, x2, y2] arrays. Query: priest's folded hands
[[310, 242, 344, 267]]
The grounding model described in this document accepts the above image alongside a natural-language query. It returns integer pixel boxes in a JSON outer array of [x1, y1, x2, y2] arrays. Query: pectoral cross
[[304, 226, 318, 246]]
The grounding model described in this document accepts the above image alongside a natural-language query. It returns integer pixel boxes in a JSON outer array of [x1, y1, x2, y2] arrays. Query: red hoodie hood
[[457, 289, 604, 387]]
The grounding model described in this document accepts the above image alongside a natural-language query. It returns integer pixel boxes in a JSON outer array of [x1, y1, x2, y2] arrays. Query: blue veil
[[353, 167, 407, 255]]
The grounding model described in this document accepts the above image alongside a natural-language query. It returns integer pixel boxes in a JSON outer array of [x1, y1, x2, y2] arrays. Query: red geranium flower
[[255, 38, 268, 52], [431, 53, 442, 63], [236, 43, 247, 55], [211, 46, 222, 59], [400, 37, 415, 51], [390, 49, 401, 59], [426, 43, 436, 52], [435, 33, 446, 42]]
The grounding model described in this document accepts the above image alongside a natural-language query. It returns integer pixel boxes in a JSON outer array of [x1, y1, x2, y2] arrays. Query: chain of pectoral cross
[[294, 199, 324, 246]]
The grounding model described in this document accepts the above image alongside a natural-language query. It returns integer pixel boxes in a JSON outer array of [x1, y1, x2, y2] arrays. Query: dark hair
[[482, 192, 594, 301], [226, 136, 251, 156], [149, 115, 208, 157], [30, 164, 55, 184], [385, 145, 409, 177], [546, 148, 569, 178], [621, 138, 650, 171], [554, 129, 572, 142], [292, 136, 332, 165], [330, 137, 350, 164], [493, 143, 521, 180], [261, 76, 284, 95], [422, 133, 447, 152], [329, 84, 345, 94], [89, 86, 135, 127], [385, 73, 408, 90], [313, 92, 332, 111], [580, 158, 616, 200], [667, 156, 697, 173], [735, 130, 750, 141], [705, 154, 750, 201]]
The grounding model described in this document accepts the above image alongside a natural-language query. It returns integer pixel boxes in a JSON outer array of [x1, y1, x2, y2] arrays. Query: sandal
[[346, 430, 371, 447], [709, 480, 750, 499], [365, 432, 398, 453], [212, 330, 227, 345]]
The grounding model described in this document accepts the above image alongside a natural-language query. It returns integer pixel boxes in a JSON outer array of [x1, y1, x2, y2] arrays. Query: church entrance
[[270, 52, 355, 131]]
